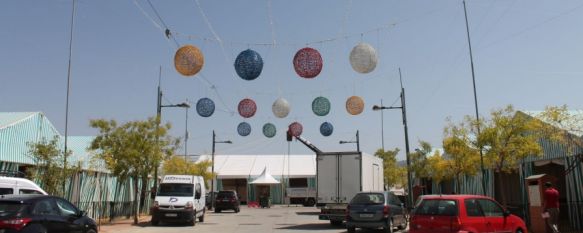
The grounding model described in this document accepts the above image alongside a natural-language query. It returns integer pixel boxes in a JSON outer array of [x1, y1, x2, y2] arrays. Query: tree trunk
[[455, 174, 461, 194], [133, 177, 139, 225], [496, 171, 507, 208]]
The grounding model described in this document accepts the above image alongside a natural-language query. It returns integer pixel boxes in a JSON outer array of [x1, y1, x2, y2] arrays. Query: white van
[[0, 177, 48, 195], [151, 175, 206, 226]]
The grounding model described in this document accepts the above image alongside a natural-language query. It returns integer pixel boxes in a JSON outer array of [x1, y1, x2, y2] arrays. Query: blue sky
[[2, 0, 583, 160]]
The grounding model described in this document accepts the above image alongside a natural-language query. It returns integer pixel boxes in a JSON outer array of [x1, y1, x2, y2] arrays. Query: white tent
[[250, 167, 280, 184]]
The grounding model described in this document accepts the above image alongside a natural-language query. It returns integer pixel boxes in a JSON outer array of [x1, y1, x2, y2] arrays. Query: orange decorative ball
[[174, 45, 204, 76]]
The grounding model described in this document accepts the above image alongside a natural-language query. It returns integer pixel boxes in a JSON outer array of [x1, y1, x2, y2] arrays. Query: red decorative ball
[[293, 47, 323, 79], [238, 98, 257, 118], [288, 122, 303, 137]]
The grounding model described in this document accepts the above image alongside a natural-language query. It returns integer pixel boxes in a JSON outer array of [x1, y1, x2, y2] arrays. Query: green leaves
[[375, 148, 406, 188], [27, 136, 76, 196]]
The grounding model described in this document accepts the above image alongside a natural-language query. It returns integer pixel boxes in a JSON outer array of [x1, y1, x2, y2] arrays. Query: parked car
[[214, 190, 240, 213], [0, 177, 48, 195], [409, 194, 528, 233], [0, 194, 97, 233], [205, 191, 217, 210], [346, 191, 407, 233]]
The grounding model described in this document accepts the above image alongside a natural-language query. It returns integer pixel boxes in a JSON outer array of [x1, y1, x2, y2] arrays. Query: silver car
[[346, 191, 407, 233]]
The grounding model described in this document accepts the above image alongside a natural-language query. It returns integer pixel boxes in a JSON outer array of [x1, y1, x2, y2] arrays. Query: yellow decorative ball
[[346, 96, 365, 115]]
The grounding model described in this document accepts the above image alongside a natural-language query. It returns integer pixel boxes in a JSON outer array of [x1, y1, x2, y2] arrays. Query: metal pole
[[356, 130, 360, 152], [381, 99, 385, 151], [399, 68, 414, 210], [211, 130, 216, 210], [154, 66, 162, 197], [184, 99, 188, 163], [63, 0, 76, 197], [463, 0, 486, 196]]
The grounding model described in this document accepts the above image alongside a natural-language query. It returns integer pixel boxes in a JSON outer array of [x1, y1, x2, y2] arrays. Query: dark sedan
[[346, 191, 407, 233], [0, 194, 97, 233], [214, 190, 240, 213]]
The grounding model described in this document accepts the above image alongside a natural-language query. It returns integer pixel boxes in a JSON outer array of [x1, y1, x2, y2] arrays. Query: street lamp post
[[210, 130, 232, 210], [183, 99, 190, 163], [372, 68, 413, 210], [154, 71, 190, 197], [339, 130, 360, 152]]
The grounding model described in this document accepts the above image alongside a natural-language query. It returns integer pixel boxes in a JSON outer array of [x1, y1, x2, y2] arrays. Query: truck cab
[[151, 175, 206, 226]]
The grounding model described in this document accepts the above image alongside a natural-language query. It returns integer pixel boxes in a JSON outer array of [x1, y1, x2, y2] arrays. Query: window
[[465, 199, 484, 217], [414, 199, 458, 216], [195, 183, 202, 199], [388, 193, 402, 206], [0, 202, 25, 216], [350, 193, 384, 205], [157, 183, 194, 197], [55, 198, 78, 216], [477, 199, 504, 217], [32, 199, 58, 216], [0, 188, 13, 195], [19, 189, 43, 194]]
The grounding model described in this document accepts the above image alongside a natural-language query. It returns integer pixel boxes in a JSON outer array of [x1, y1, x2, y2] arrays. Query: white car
[[0, 176, 48, 195]]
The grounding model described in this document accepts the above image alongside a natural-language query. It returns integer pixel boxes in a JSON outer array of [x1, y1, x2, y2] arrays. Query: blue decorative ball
[[237, 122, 252, 136], [320, 122, 334, 136], [196, 98, 215, 117], [263, 123, 276, 138], [234, 49, 263, 81]]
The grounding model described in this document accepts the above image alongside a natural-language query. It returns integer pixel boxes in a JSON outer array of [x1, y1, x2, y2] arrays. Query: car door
[[477, 199, 513, 233], [464, 199, 488, 233], [54, 198, 84, 233], [31, 198, 64, 233]]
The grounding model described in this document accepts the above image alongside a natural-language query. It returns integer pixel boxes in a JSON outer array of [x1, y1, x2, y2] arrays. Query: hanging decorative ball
[[288, 122, 303, 137], [238, 98, 257, 118], [234, 49, 263, 81], [237, 122, 252, 136], [272, 98, 290, 118], [174, 45, 204, 76], [349, 43, 378, 74], [293, 47, 323, 78], [320, 122, 334, 137], [312, 96, 331, 116], [262, 123, 277, 138], [196, 98, 215, 117], [346, 96, 365, 115]]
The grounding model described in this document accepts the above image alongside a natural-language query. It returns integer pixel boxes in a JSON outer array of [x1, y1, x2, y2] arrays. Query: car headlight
[[185, 201, 193, 209]]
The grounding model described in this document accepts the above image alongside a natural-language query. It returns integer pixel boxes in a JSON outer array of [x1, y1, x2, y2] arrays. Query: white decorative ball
[[272, 97, 290, 118], [349, 43, 378, 74]]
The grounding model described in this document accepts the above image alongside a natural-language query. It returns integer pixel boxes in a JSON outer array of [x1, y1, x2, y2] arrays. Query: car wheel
[[384, 219, 394, 233], [347, 226, 356, 233], [235, 208, 240, 213], [330, 220, 343, 226], [398, 217, 407, 230], [215, 208, 221, 213], [199, 213, 205, 222], [151, 220, 159, 226], [516, 229, 524, 233], [86, 229, 97, 233], [188, 219, 196, 226]]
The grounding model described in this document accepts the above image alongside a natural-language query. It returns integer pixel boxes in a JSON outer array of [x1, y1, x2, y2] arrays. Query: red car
[[409, 194, 527, 233]]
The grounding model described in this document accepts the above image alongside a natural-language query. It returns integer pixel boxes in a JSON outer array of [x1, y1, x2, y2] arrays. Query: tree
[[375, 148, 407, 189], [27, 135, 78, 196], [478, 105, 543, 207], [162, 156, 214, 188], [90, 117, 178, 224], [442, 117, 481, 194], [410, 141, 433, 181], [426, 151, 449, 188], [534, 105, 583, 155]]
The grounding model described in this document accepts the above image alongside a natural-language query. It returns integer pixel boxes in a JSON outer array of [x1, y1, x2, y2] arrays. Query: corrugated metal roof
[[194, 154, 317, 179], [0, 112, 37, 130], [67, 136, 106, 171]]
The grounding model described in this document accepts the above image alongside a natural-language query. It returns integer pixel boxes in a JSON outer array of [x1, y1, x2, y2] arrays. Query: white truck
[[294, 136, 384, 225], [151, 175, 206, 226], [286, 187, 317, 206]]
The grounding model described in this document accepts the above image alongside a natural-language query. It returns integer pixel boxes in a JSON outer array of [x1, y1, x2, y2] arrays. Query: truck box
[[316, 151, 384, 224]]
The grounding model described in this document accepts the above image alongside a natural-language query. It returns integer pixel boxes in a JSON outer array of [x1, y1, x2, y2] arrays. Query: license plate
[[359, 213, 374, 218], [165, 213, 177, 217]]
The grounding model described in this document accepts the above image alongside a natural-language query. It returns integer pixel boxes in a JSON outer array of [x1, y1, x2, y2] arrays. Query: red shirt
[[544, 187, 559, 209]]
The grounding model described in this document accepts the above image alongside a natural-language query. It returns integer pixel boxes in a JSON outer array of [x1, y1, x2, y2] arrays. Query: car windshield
[[157, 183, 194, 197], [0, 202, 26, 218], [350, 193, 384, 205], [217, 192, 235, 198], [414, 199, 458, 216]]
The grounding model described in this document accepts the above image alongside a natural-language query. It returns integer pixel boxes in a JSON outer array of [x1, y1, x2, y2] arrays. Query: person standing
[[543, 182, 560, 233]]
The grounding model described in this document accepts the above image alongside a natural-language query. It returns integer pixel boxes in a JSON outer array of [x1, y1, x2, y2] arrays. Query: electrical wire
[[145, 0, 180, 47]]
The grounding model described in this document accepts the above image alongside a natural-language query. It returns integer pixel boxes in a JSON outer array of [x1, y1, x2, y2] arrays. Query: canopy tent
[[250, 167, 280, 184]]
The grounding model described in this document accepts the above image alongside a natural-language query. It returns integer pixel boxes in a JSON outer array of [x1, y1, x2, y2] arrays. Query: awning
[[249, 167, 280, 184]]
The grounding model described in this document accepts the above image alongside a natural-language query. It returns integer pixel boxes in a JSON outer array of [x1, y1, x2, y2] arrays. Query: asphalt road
[[99, 206, 408, 233]]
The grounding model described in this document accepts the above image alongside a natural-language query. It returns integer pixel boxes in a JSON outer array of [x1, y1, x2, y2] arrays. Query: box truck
[[293, 136, 384, 225]]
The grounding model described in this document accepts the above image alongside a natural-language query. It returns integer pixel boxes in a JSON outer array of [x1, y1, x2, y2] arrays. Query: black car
[[346, 191, 407, 233], [214, 190, 240, 213], [0, 194, 97, 233]]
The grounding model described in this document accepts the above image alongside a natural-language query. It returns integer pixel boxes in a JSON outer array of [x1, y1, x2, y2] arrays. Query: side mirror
[[195, 193, 201, 200], [503, 210, 511, 217]]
